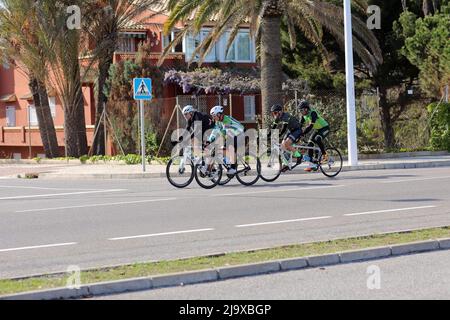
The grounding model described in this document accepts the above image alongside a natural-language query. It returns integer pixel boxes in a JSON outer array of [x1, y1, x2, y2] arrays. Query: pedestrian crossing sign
[[133, 78, 152, 101]]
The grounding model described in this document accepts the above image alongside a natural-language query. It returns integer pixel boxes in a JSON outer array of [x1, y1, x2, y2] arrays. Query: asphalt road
[[93, 250, 450, 300], [0, 167, 449, 279]]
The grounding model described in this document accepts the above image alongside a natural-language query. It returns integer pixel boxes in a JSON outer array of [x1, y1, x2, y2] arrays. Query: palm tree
[[34, 0, 89, 157], [0, 0, 60, 158], [83, 0, 161, 156], [162, 0, 383, 122]]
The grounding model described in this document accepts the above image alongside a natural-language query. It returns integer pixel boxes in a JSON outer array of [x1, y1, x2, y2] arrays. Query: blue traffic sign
[[133, 78, 152, 101]]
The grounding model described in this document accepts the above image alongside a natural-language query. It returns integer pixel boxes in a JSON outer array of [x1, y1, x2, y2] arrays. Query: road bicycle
[[259, 136, 343, 182], [195, 146, 261, 189]]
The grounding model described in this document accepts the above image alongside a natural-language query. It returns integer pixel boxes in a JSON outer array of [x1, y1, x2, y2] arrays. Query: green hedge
[[428, 102, 450, 151]]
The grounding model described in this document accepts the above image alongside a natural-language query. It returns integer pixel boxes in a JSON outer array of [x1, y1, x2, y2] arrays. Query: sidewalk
[[2, 152, 448, 179]]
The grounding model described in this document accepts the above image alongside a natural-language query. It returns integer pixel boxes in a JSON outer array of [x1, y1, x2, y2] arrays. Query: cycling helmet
[[210, 105, 224, 116], [298, 100, 310, 110], [182, 105, 195, 115], [270, 104, 283, 113]]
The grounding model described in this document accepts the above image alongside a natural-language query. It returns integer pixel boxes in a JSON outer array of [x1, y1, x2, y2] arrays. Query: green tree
[[397, 4, 450, 98], [161, 0, 382, 124]]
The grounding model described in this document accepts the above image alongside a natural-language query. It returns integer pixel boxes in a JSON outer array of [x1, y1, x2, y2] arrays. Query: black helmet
[[270, 104, 283, 113], [298, 100, 310, 110]]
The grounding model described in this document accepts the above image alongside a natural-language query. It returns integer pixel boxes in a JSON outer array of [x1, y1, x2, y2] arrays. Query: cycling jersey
[[208, 115, 244, 143], [301, 108, 329, 133], [271, 112, 302, 137], [186, 111, 215, 138]]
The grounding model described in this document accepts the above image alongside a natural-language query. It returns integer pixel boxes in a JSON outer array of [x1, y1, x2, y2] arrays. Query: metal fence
[[105, 88, 432, 157]]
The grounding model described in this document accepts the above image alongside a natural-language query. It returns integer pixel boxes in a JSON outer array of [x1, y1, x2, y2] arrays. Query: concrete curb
[[32, 159, 450, 180], [1, 238, 449, 300], [1, 151, 447, 165]]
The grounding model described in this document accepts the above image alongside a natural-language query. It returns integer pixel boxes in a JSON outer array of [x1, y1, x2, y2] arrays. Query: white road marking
[[16, 198, 177, 213], [343, 205, 437, 217], [212, 185, 345, 197], [109, 228, 215, 241], [0, 186, 99, 191], [0, 242, 77, 253], [382, 176, 450, 184], [235, 216, 332, 228], [0, 189, 126, 200]]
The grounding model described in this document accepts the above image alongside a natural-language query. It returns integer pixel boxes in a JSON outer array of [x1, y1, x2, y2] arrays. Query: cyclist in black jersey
[[182, 105, 215, 140], [270, 104, 303, 169]]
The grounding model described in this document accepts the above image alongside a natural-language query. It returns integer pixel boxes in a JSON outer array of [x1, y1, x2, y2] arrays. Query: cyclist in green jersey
[[205, 105, 245, 175], [298, 100, 330, 172]]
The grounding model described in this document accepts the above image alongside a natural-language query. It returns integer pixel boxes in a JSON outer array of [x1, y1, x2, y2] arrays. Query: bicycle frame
[[269, 141, 322, 171]]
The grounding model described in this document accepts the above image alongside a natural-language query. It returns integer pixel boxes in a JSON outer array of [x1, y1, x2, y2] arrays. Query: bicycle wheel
[[258, 149, 282, 182], [166, 156, 194, 188], [194, 158, 223, 189], [236, 153, 261, 186], [218, 171, 233, 186], [319, 147, 343, 178]]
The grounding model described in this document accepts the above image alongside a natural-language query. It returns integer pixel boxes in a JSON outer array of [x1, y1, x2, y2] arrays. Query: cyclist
[[205, 105, 245, 175], [182, 105, 215, 141], [270, 104, 303, 170], [298, 100, 330, 172]]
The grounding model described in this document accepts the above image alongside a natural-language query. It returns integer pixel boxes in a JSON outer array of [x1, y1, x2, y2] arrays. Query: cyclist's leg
[[307, 131, 318, 159], [313, 127, 330, 155], [226, 134, 238, 174], [282, 130, 301, 153]]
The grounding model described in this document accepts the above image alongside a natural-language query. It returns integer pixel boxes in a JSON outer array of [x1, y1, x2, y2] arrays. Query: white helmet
[[182, 105, 195, 115], [210, 105, 224, 116]]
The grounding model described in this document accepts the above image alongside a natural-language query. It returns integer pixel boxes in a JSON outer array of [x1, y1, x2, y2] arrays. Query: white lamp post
[[344, 0, 358, 165]]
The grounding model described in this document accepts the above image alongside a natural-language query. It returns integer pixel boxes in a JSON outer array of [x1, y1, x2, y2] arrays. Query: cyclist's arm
[[303, 111, 318, 135], [207, 123, 224, 143]]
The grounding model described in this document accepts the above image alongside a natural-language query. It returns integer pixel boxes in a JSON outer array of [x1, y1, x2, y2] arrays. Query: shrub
[[428, 102, 450, 151], [79, 155, 89, 164]]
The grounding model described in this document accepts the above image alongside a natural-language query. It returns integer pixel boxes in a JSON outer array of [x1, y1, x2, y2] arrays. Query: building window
[[236, 33, 252, 61], [185, 30, 217, 62], [29, 98, 56, 126], [117, 37, 135, 52], [29, 104, 38, 126], [163, 31, 183, 53], [244, 96, 256, 121], [221, 31, 254, 62], [6, 106, 15, 127]]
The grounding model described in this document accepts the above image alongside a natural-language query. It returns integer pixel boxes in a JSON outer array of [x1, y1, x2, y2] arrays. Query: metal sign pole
[[140, 100, 146, 172]]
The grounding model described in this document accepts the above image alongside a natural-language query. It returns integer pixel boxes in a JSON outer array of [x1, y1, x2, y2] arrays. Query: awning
[[119, 31, 147, 39], [20, 93, 34, 100], [0, 94, 17, 102], [20, 87, 57, 100]]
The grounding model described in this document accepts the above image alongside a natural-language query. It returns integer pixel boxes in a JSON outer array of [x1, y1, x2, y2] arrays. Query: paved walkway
[[0, 154, 449, 179]]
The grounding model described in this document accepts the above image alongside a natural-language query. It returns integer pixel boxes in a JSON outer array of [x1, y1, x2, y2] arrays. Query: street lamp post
[[343, 0, 358, 166]]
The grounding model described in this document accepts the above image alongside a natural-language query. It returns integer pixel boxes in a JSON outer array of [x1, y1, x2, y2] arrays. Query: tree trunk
[[91, 54, 114, 156], [378, 87, 395, 150], [260, 0, 283, 126], [64, 63, 88, 157], [29, 77, 60, 158]]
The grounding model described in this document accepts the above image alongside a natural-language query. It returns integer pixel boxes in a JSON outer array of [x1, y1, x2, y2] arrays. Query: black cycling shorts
[[287, 129, 303, 142]]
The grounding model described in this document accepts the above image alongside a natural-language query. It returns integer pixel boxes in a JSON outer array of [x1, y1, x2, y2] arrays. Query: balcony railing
[[113, 52, 185, 61]]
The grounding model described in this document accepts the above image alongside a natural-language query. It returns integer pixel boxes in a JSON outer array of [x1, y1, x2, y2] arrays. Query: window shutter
[[49, 97, 56, 118], [6, 106, 16, 127], [244, 96, 256, 121], [29, 105, 38, 126]]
